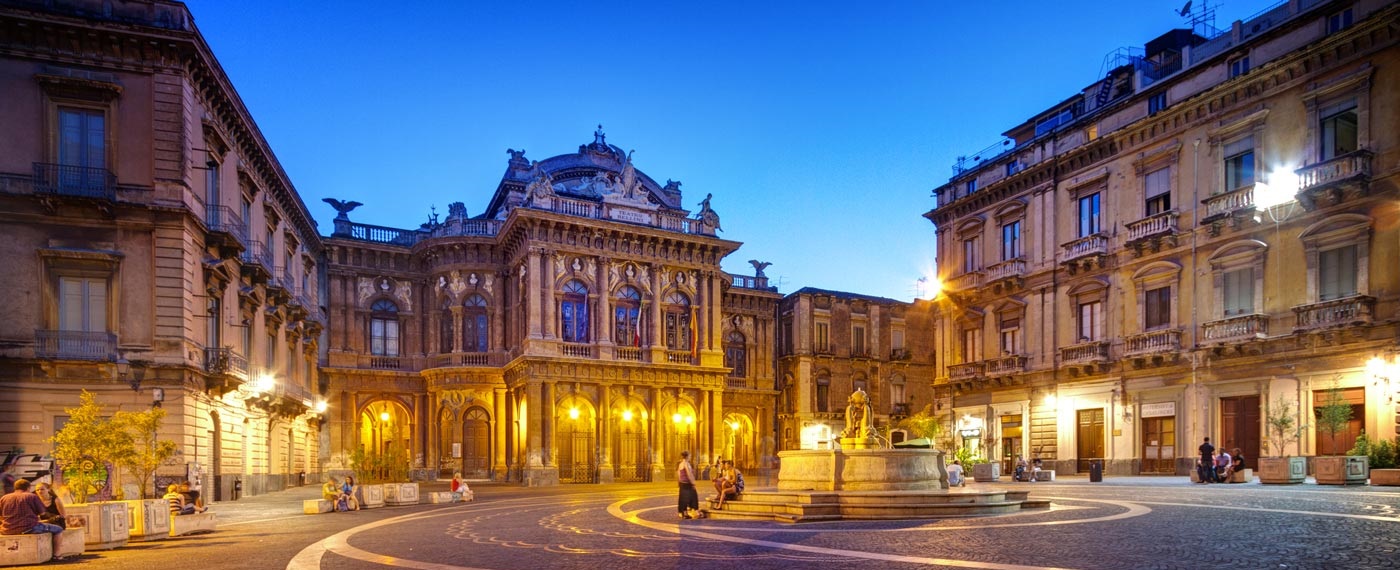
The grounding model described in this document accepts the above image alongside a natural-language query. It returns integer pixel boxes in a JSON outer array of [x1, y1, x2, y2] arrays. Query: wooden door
[[1313, 388, 1364, 456], [1220, 395, 1261, 468], [1076, 409, 1104, 472], [1140, 416, 1175, 473], [462, 408, 491, 479]]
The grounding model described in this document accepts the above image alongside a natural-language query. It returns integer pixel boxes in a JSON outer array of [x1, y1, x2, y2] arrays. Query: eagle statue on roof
[[322, 198, 363, 220]]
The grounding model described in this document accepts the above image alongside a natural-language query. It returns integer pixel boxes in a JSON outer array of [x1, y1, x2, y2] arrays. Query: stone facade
[[0, 0, 325, 500], [927, 0, 1400, 475]]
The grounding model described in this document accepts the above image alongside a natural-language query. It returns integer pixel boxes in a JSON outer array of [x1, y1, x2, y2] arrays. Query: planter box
[[1315, 455, 1369, 485], [972, 462, 1001, 482], [426, 491, 459, 504], [54, 528, 85, 559], [1370, 468, 1400, 486], [170, 512, 216, 536], [66, 502, 130, 550], [1258, 457, 1307, 484], [122, 499, 170, 541], [356, 484, 385, 509], [304, 499, 333, 514], [383, 482, 420, 506]]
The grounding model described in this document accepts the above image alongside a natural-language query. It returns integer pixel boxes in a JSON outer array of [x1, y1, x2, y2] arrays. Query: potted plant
[[350, 448, 414, 507], [1313, 383, 1367, 485], [1258, 396, 1307, 484], [1349, 432, 1400, 486], [112, 406, 178, 540], [49, 391, 131, 550]]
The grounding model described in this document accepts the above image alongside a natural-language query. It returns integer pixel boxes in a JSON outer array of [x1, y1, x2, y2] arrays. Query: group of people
[[164, 480, 207, 515], [674, 452, 745, 519], [1196, 437, 1245, 483], [0, 478, 68, 539], [1014, 456, 1045, 482], [322, 475, 362, 512]]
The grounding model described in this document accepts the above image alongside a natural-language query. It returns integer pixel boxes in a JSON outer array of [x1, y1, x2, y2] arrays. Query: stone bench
[[169, 512, 217, 537], [304, 499, 334, 514], [0, 529, 85, 566], [1229, 468, 1253, 483], [426, 491, 458, 504], [1032, 469, 1055, 482]]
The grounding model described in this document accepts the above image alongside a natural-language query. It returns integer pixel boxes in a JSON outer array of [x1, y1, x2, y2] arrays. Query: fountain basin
[[776, 447, 948, 491]]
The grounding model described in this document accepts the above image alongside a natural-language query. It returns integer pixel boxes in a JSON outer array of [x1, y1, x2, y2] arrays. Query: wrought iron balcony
[[203, 347, 249, 379], [205, 205, 247, 246], [850, 347, 873, 359], [889, 348, 912, 361], [32, 162, 116, 200], [1060, 340, 1110, 365], [1294, 295, 1375, 332], [948, 361, 984, 381], [985, 354, 1028, 376], [1297, 150, 1372, 194], [239, 240, 274, 281], [1124, 329, 1182, 357], [1202, 313, 1268, 344], [1202, 184, 1255, 222], [891, 402, 911, 417], [34, 330, 116, 360]]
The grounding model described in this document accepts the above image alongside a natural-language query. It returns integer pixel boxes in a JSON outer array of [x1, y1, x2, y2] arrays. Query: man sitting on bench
[[0, 479, 64, 537]]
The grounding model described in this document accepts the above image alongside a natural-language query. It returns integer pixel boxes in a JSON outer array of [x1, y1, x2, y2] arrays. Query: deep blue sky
[[187, 0, 1268, 301]]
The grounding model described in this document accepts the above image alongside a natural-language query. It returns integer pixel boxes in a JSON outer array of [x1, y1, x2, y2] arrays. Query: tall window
[[1319, 100, 1358, 161], [892, 329, 905, 350], [1078, 300, 1103, 341], [962, 236, 980, 273], [663, 291, 691, 350], [370, 299, 400, 356], [966, 178, 978, 195], [1001, 221, 1021, 260], [439, 301, 454, 353], [1148, 92, 1167, 115], [58, 277, 107, 333], [1223, 267, 1255, 316], [241, 196, 253, 238], [816, 375, 830, 413], [852, 325, 867, 356], [267, 332, 277, 369], [207, 297, 221, 348], [724, 331, 746, 378], [1224, 137, 1255, 191], [891, 381, 906, 404], [1078, 193, 1101, 237], [1144, 286, 1171, 330], [463, 294, 488, 351], [560, 280, 590, 343], [58, 107, 105, 169], [961, 327, 981, 363], [614, 286, 642, 347], [1144, 167, 1171, 215], [999, 316, 1020, 355], [815, 321, 830, 353], [1319, 245, 1358, 301], [206, 158, 220, 215]]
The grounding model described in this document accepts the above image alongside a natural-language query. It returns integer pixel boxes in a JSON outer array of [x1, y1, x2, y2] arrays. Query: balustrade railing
[[1060, 340, 1110, 364], [946, 270, 983, 292], [1297, 150, 1372, 192], [1061, 234, 1108, 262], [369, 355, 405, 370], [657, 214, 697, 233], [1202, 314, 1268, 343], [205, 205, 247, 244], [1203, 184, 1255, 220], [427, 352, 498, 367], [34, 330, 116, 360], [726, 377, 748, 389], [948, 362, 984, 380], [1294, 295, 1375, 331], [615, 346, 645, 362], [203, 347, 249, 379], [985, 354, 1028, 375], [32, 162, 116, 200], [551, 196, 601, 218], [1124, 329, 1181, 356], [347, 222, 423, 246], [985, 258, 1026, 281], [562, 343, 596, 359], [1125, 210, 1178, 241], [665, 350, 695, 365]]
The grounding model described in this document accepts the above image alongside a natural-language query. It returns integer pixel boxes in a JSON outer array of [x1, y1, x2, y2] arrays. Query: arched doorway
[[462, 407, 491, 479], [437, 406, 461, 477], [662, 402, 698, 480], [724, 413, 755, 471], [612, 399, 650, 482], [556, 398, 596, 483], [359, 399, 412, 455]]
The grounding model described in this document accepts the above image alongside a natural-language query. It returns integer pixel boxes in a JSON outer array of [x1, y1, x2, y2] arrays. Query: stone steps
[[701, 488, 1046, 523]]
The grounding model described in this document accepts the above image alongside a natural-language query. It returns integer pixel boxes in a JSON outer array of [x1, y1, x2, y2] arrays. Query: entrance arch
[[359, 399, 412, 456], [662, 402, 698, 480], [556, 397, 596, 483], [438, 406, 462, 477], [611, 398, 651, 482], [462, 407, 491, 479], [723, 413, 756, 471]]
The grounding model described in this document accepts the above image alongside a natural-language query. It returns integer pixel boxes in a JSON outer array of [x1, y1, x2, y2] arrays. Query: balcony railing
[[345, 222, 424, 246], [1125, 210, 1178, 242], [562, 343, 596, 359], [240, 239, 273, 269], [34, 330, 116, 360], [427, 352, 500, 367], [946, 270, 983, 292], [1202, 314, 1268, 344], [948, 362, 984, 380], [282, 381, 313, 405], [549, 196, 601, 218], [1297, 150, 1372, 193], [985, 354, 1028, 375], [205, 205, 247, 244], [726, 377, 748, 389], [665, 350, 696, 365], [1061, 234, 1108, 263], [369, 355, 405, 370], [1294, 295, 1375, 332], [1124, 329, 1182, 357], [1060, 340, 1110, 365], [891, 402, 911, 417], [657, 213, 698, 233], [32, 162, 116, 200], [1203, 184, 1255, 220], [985, 258, 1026, 281], [850, 347, 872, 359], [615, 346, 646, 362], [890, 348, 912, 361], [203, 347, 249, 379]]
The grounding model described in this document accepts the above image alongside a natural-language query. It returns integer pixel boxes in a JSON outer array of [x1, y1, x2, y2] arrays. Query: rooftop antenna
[[1181, 0, 1223, 39], [773, 275, 789, 292]]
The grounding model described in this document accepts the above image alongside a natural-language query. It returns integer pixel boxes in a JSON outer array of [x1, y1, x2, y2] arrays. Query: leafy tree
[[1314, 383, 1354, 456], [48, 391, 124, 503], [895, 404, 945, 440], [112, 406, 178, 499], [1264, 396, 1304, 457]]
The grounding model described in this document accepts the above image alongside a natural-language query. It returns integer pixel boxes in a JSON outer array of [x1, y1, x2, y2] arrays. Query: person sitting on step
[[715, 460, 745, 509]]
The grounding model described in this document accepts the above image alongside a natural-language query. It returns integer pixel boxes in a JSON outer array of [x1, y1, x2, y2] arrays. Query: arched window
[[560, 280, 590, 343], [463, 294, 488, 352], [724, 331, 746, 378], [614, 286, 642, 347], [439, 299, 454, 353], [663, 291, 691, 351], [370, 299, 399, 356]]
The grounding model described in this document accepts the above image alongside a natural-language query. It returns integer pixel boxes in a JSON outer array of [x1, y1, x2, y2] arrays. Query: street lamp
[[1367, 355, 1400, 405]]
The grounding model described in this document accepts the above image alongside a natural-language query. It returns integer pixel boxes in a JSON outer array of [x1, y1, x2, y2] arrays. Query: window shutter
[[1145, 168, 1171, 199], [1224, 136, 1253, 157]]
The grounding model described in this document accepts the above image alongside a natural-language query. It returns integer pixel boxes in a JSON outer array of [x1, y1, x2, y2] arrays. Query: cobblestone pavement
[[40, 476, 1400, 570]]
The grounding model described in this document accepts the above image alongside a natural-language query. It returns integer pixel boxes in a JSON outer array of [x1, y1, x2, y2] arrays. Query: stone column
[[527, 252, 543, 339], [542, 250, 557, 340], [426, 391, 438, 477], [597, 384, 614, 483], [490, 274, 504, 355], [650, 385, 665, 482], [700, 389, 712, 467], [543, 381, 556, 467], [451, 306, 464, 353], [522, 381, 556, 485], [597, 258, 613, 352], [492, 387, 507, 481], [711, 389, 724, 464], [708, 272, 723, 363], [694, 271, 707, 363], [648, 264, 665, 362]]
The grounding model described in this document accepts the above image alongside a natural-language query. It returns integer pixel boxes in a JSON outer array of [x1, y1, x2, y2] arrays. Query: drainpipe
[[1190, 138, 1202, 468]]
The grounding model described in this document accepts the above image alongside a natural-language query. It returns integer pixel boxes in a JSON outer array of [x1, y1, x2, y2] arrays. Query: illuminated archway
[[359, 399, 412, 458], [662, 401, 698, 480], [555, 396, 596, 483], [723, 413, 756, 471], [611, 397, 651, 482]]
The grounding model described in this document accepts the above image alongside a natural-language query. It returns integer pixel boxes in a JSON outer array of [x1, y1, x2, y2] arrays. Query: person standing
[[676, 451, 698, 519], [1197, 437, 1216, 483]]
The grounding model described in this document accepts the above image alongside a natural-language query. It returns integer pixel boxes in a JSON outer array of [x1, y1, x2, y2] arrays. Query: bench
[[1229, 468, 1253, 483], [169, 512, 217, 537], [304, 499, 334, 514], [1032, 469, 1055, 482], [0, 529, 85, 566], [54, 529, 85, 559], [124, 499, 170, 541], [426, 491, 459, 504]]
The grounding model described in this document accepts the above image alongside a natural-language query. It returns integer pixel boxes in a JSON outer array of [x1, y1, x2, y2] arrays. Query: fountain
[[704, 389, 1047, 522]]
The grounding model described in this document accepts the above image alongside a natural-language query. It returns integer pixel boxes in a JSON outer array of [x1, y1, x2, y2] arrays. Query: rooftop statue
[[748, 260, 772, 278], [322, 198, 363, 220]]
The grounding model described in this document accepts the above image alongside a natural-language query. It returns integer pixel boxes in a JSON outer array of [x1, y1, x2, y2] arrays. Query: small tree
[[1264, 396, 1304, 457], [112, 407, 178, 499], [49, 391, 124, 503], [895, 404, 945, 441], [1314, 383, 1354, 456]]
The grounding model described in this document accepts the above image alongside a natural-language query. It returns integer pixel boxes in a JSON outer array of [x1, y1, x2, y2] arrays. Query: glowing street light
[[621, 409, 633, 422], [313, 400, 328, 414], [379, 411, 390, 423], [251, 373, 276, 394], [569, 407, 580, 420]]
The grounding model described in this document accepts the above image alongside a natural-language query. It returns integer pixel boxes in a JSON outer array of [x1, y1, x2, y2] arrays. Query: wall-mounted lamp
[[313, 400, 328, 414], [152, 387, 165, 408], [568, 407, 580, 420], [621, 409, 633, 422]]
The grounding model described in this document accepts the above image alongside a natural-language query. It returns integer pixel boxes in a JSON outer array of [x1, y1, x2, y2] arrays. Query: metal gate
[[559, 430, 596, 484], [615, 430, 650, 482]]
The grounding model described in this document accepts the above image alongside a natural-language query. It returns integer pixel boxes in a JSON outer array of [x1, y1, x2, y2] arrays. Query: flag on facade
[[635, 313, 642, 348], [689, 304, 698, 358]]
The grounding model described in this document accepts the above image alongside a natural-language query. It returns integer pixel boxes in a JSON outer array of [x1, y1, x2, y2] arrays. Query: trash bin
[[1089, 459, 1104, 482], [298, 471, 307, 487], [233, 477, 243, 500]]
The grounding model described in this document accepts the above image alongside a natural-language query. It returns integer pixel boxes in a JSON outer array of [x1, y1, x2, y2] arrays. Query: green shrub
[[1349, 432, 1398, 469]]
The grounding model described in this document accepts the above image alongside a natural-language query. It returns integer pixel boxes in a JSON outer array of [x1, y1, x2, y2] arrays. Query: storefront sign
[[959, 428, 982, 438], [1140, 402, 1175, 418]]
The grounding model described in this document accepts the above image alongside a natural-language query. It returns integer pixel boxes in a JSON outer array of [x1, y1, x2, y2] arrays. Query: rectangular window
[[267, 332, 277, 368], [999, 316, 1021, 354], [1328, 8, 1353, 34], [1086, 124, 1099, 141], [815, 321, 829, 353], [891, 383, 906, 405], [1320, 99, 1359, 161], [1078, 193, 1101, 237], [206, 160, 220, 211], [1229, 55, 1250, 78], [852, 326, 867, 356], [242, 197, 253, 238], [1078, 300, 1102, 342], [57, 107, 105, 170], [1148, 92, 1167, 115], [1224, 137, 1255, 191], [961, 328, 981, 363], [1144, 286, 1172, 330], [371, 319, 400, 356], [962, 236, 981, 273], [207, 297, 221, 347], [58, 277, 107, 332], [1145, 167, 1172, 215], [242, 322, 252, 357], [966, 178, 978, 195], [1001, 221, 1021, 260], [892, 330, 905, 350], [1319, 245, 1358, 301], [1223, 267, 1255, 316], [816, 379, 830, 413]]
